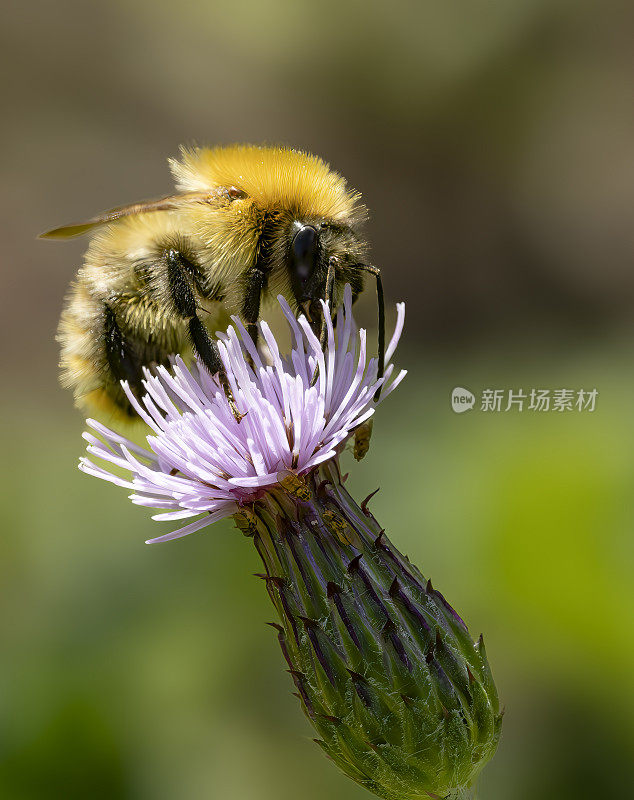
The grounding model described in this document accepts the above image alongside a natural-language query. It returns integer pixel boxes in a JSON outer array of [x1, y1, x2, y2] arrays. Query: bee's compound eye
[[291, 225, 318, 282]]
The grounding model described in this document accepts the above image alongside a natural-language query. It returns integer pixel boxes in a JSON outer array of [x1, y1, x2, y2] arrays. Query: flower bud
[[243, 462, 502, 800]]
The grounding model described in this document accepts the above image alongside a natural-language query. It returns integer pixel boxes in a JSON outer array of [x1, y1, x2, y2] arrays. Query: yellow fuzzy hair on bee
[[171, 144, 365, 224]]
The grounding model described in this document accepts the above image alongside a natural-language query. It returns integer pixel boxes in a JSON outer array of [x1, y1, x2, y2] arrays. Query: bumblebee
[[43, 144, 385, 420]]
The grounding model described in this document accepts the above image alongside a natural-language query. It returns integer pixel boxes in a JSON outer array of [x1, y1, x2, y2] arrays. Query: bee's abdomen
[[57, 281, 136, 420]]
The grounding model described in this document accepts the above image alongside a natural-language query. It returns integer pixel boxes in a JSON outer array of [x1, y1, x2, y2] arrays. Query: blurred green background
[[2, 1, 633, 798]]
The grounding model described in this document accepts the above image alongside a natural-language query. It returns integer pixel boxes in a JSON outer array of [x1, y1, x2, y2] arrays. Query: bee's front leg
[[164, 248, 245, 422], [310, 256, 336, 386]]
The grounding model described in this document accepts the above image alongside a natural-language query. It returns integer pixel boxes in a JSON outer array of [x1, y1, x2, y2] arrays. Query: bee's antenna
[[319, 256, 337, 349], [360, 265, 385, 401]]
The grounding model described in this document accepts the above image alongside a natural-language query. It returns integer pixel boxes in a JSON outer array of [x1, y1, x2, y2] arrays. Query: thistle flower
[[80, 288, 501, 800], [80, 285, 405, 544]]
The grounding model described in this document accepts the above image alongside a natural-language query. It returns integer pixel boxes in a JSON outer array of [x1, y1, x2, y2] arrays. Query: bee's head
[[287, 220, 368, 327]]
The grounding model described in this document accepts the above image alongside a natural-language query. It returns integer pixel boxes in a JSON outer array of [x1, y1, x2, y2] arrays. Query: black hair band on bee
[[359, 265, 385, 401]]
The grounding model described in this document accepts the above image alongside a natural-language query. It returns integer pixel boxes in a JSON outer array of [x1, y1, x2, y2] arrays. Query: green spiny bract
[[236, 462, 501, 800]]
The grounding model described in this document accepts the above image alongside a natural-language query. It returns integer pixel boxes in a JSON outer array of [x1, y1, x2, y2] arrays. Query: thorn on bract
[[347, 554, 363, 573], [373, 529, 386, 547], [316, 478, 332, 497], [287, 668, 306, 679], [266, 622, 284, 633], [361, 487, 380, 515]]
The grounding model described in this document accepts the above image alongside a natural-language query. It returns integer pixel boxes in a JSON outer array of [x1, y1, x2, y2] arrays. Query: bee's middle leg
[[241, 266, 267, 358], [164, 249, 244, 421]]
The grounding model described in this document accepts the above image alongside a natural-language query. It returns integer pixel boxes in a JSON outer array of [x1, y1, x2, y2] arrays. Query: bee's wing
[[39, 191, 214, 239]]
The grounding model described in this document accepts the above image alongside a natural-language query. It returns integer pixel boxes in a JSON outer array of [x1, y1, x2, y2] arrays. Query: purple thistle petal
[[145, 510, 235, 544]]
